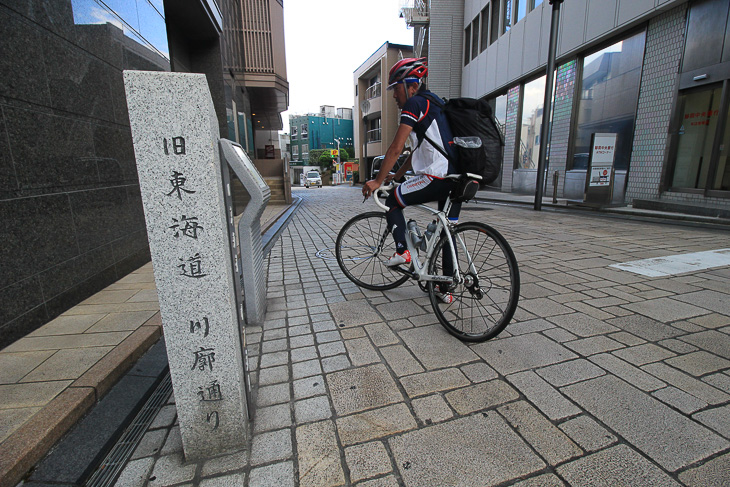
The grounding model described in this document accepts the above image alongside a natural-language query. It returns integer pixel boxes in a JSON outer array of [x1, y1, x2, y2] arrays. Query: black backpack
[[419, 94, 505, 185]]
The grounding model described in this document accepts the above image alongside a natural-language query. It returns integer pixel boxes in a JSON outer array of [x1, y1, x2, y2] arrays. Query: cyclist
[[362, 57, 460, 303]]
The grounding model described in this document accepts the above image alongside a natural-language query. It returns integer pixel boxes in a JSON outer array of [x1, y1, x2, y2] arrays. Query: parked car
[[370, 152, 413, 181], [304, 170, 322, 188]]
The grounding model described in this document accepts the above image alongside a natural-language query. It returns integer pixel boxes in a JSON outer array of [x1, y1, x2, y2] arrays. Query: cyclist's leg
[[384, 194, 408, 255], [437, 188, 461, 292]]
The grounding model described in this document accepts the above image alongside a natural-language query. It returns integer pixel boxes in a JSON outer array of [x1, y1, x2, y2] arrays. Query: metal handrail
[[365, 82, 381, 100], [366, 129, 381, 143]]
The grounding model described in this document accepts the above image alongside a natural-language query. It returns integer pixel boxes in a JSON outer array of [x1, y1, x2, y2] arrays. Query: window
[[480, 5, 489, 53], [491, 1, 500, 44], [518, 75, 546, 169], [302, 143, 309, 159], [291, 124, 297, 139], [570, 31, 646, 171], [367, 118, 381, 142], [366, 74, 381, 99], [670, 85, 723, 190], [292, 145, 299, 157], [503, 0, 512, 34], [464, 24, 471, 66], [301, 123, 308, 139], [472, 18, 480, 60], [516, 0, 527, 23]]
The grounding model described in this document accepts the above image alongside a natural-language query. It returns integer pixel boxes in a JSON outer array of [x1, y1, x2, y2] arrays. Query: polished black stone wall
[[0, 1, 172, 348]]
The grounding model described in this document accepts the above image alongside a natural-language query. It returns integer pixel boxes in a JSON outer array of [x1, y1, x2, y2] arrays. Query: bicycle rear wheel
[[336, 212, 411, 291], [428, 222, 519, 342]]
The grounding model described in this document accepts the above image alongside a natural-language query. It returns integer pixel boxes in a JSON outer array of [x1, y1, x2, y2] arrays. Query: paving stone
[[675, 290, 730, 315], [459, 362, 498, 383], [563, 336, 624, 356], [642, 362, 730, 405], [563, 375, 729, 471], [339, 326, 366, 340], [609, 331, 646, 346], [289, 334, 315, 349], [536, 359, 605, 387], [376, 300, 428, 320], [589, 353, 665, 391], [556, 444, 681, 486], [256, 383, 290, 407], [690, 313, 730, 329], [293, 375, 326, 400], [292, 359, 322, 380], [198, 473, 245, 486], [345, 337, 380, 366], [148, 453, 196, 486], [506, 371, 581, 421], [159, 426, 182, 456], [115, 457, 155, 487], [330, 300, 382, 326], [150, 404, 177, 429], [411, 394, 454, 424], [0, 380, 72, 409], [200, 450, 247, 477], [250, 428, 292, 466], [622, 297, 708, 323], [258, 365, 289, 386], [289, 325, 311, 337], [291, 346, 318, 363], [380, 345, 424, 377], [398, 325, 480, 370], [321, 354, 351, 373], [295, 395, 333, 424], [355, 475, 400, 487], [498, 401, 582, 466], [606, 314, 683, 341], [336, 403, 417, 446], [693, 404, 730, 438], [504, 318, 555, 336], [545, 313, 620, 337], [253, 403, 292, 433], [318, 341, 346, 357], [702, 372, 730, 394], [388, 414, 544, 487], [510, 473, 566, 486], [659, 338, 698, 354], [0, 407, 40, 443], [313, 321, 338, 332], [296, 420, 345, 487], [345, 441, 392, 483], [652, 386, 708, 415], [327, 364, 403, 416], [680, 330, 730, 359], [364, 323, 400, 347], [131, 429, 167, 459], [259, 351, 289, 368], [558, 415, 617, 452], [472, 333, 577, 376], [0, 350, 56, 383], [665, 351, 730, 377], [315, 331, 342, 344], [27, 314, 105, 337], [444, 380, 519, 415], [612, 343, 676, 365], [678, 452, 730, 487], [400, 368, 470, 398], [261, 338, 287, 353], [248, 461, 295, 487], [519, 298, 575, 317]]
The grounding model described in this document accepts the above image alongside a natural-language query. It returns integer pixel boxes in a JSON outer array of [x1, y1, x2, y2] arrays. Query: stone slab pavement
[[0, 204, 290, 487], [54, 186, 730, 486]]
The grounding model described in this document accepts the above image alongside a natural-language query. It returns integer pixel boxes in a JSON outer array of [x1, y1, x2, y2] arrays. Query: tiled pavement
[[0, 204, 289, 487], [24, 185, 730, 486]]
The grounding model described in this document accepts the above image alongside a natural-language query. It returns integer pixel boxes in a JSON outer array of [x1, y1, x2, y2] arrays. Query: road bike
[[335, 175, 520, 342]]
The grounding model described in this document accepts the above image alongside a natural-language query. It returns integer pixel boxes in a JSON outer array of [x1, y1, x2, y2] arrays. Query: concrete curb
[[0, 314, 162, 487]]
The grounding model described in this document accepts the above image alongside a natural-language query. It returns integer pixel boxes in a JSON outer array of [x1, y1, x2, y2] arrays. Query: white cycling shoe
[[386, 250, 411, 267], [435, 291, 454, 304]]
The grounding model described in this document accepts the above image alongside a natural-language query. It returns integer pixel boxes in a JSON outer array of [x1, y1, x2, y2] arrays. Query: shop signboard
[[584, 133, 617, 205]]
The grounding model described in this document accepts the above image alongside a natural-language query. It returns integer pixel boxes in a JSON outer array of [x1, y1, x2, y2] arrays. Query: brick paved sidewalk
[[120, 185, 728, 486]]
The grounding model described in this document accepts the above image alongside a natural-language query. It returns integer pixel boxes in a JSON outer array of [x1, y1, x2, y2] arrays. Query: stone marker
[[124, 71, 248, 460]]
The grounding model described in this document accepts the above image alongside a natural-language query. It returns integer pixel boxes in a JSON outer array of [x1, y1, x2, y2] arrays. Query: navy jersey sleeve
[[399, 96, 428, 127]]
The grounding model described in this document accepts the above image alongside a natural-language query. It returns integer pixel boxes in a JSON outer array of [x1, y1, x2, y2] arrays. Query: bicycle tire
[[428, 222, 520, 342], [335, 212, 411, 291]]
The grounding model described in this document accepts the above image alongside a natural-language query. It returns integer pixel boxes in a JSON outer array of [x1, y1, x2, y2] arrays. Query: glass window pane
[[464, 25, 471, 65], [472, 19, 480, 59], [518, 76, 546, 169], [571, 31, 646, 171], [714, 106, 730, 190], [491, 1, 501, 44], [672, 86, 722, 189], [516, 0, 527, 22], [480, 5, 489, 53], [682, 0, 728, 72], [534, 0, 543, 7], [503, 0, 512, 33]]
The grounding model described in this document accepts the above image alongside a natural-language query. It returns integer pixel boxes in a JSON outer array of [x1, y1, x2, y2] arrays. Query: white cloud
[[280, 0, 413, 133]]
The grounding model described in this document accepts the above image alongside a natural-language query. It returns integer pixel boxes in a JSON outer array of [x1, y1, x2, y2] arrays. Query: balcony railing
[[367, 129, 381, 143], [400, 0, 429, 26], [365, 82, 381, 100]]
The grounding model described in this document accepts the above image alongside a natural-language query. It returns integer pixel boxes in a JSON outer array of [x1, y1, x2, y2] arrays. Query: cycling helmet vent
[[387, 57, 428, 90]]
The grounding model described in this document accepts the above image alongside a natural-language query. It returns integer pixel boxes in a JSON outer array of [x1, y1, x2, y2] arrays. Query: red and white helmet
[[387, 57, 428, 90]]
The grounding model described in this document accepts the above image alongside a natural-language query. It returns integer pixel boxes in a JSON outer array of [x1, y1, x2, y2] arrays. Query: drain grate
[[85, 373, 173, 487]]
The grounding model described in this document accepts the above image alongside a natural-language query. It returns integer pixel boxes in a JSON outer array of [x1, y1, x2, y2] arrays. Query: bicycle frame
[[373, 183, 465, 285]]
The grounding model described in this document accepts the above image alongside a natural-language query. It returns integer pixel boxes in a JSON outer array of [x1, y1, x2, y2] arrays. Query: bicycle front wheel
[[335, 212, 411, 291], [428, 222, 520, 342]]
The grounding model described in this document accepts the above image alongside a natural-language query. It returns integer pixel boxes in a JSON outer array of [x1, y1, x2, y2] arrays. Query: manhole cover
[[316, 248, 337, 260]]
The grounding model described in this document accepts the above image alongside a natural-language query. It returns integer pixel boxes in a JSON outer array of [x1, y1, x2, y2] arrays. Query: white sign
[[589, 133, 617, 187]]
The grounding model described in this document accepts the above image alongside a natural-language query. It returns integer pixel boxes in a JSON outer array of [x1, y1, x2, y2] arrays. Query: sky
[[280, 0, 414, 133]]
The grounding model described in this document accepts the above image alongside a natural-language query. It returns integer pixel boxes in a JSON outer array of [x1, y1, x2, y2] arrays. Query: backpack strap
[[412, 93, 452, 162]]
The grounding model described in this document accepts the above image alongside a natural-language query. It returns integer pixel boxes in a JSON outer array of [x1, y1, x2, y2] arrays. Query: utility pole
[[534, 0, 563, 211]]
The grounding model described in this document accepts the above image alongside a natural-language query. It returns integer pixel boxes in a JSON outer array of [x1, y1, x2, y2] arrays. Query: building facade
[[453, 0, 730, 214], [353, 42, 414, 180], [289, 109, 354, 165], [0, 0, 288, 347]]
